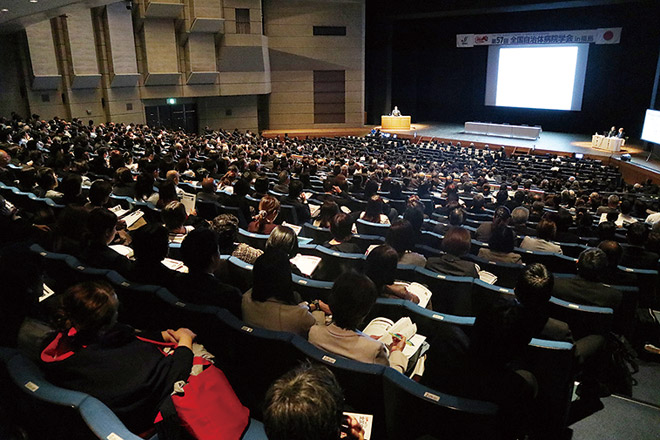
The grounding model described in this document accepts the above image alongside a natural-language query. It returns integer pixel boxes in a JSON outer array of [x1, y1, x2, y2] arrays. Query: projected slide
[[485, 44, 589, 111], [642, 109, 660, 144]]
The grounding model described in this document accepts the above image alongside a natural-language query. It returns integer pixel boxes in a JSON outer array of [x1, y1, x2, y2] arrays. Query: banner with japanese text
[[457, 28, 621, 48]]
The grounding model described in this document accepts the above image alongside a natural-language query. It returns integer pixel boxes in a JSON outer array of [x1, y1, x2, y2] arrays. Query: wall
[[367, 2, 660, 137], [197, 95, 259, 131], [264, 0, 365, 129]]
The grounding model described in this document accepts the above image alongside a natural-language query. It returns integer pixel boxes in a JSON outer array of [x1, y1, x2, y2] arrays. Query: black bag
[[604, 332, 639, 396]]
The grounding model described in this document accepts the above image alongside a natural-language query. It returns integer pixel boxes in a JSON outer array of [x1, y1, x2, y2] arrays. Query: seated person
[[552, 248, 622, 311], [171, 228, 242, 317], [515, 264, 572, 342], [85, 179, 113, 210], [266, 225, 305, 276], [312, 200, 339, 229], [272, 171, 290, 195], [126, 224, 179, 288], [112, 167, 135, 198], [196, 177, 221, 203], [433, 207, 464, 236], [511, 206, 535, 238], [587, 220, 617, 247], [161, 201, 194, 238], [365, 244, 421, 305], [478, 225, 522, 264], [49, 205, 89, 255], [58, 174, 87, 206], [359, 195, 390, 225], [210, 213, 263, 264], [426, 227, 479, 278], [33, 167, 62, 200], [281, 179, 311, 225], [520, 219, 562, 254], [40, 282, 196, 434], [598, 240, 637, 286], [264, 363, 364, 440], [620, 222, 659, 269], [241, 250, 325, 337], [475, 206, 511, 243], [154, 180, 179, 210], [252, 176, 270, 199], [308, 271, 407, 373], [322, 213, 361, 253], [386, 219, 426, 267], [248, 195, 280, 235], [78, 207, 132, 275]]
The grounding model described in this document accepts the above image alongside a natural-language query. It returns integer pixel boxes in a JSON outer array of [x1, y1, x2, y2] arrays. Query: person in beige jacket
[[242, 249, 326, 337], [308, 271, 408, 373]]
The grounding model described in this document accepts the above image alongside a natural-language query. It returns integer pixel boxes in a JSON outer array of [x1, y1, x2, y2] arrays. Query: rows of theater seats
[[0, 242, 588, 440]]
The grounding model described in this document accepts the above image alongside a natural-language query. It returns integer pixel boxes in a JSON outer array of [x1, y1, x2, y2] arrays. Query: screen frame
[[485, 44, 590, 111], [641, 109, 660, 144]]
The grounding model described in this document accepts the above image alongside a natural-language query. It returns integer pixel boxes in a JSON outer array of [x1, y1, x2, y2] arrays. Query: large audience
[[1, 113, 659, 439]]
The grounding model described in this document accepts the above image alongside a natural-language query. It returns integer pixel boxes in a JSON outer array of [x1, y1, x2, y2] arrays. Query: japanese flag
[[596, 28, 622, 45]]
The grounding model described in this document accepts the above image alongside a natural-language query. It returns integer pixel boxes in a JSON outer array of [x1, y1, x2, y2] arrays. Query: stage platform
[[262, 122, 660, 184]]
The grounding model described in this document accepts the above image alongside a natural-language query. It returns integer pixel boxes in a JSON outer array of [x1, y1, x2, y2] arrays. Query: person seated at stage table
[[390, 106, 402, 117], [426, 227, 480, 278], [520, 219, 563, 254], [617, 128, 625, 139], [607, 126, 617, 137]]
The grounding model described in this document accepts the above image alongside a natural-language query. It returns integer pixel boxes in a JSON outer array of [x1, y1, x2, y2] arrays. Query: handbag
[[141, 337, 250, 440], [171, 356, 250, 440]]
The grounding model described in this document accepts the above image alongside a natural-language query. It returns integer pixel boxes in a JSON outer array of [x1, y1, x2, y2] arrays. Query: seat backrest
[[312, 245, 366, 281], [351, 233, 385, 253], [356, 218, 390, 237], [292, 274, 333, 302], [301, 222, 333, 244], [471, 280, 516, 316], [517, 248, 578, 274], [199, 309, 303, 420], [276, 203, 299, 225], [525, 339, 576, 436], [617, 265, 657, 309], [548, 296, 614, 338], [290, 337, 390, 440], [382, 368, 501, 440], [464, 254, 524, 289], [195, 198, 219, 220], [0, 348, 144, 440], [237, 228, 269, 251], [413, 267, 474, 315]]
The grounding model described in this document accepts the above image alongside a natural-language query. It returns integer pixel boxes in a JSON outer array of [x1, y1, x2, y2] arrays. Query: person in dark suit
[[171, 228, 242, 318], [196, 177, 221, 203], [620, 222, 659, 270], [126, 223, 179, 289], [552, 248, 622, 311], [426, 227, 479, 278], [607, 126, 617, 137], [616, 128, 625, 139], [515, 264, 572, 342], [281, 179, 311, 225], [78, 207, 133, 276]]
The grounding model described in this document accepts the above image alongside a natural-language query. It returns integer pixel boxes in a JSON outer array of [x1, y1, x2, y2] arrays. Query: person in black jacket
[[40, 281, 195, 434], [281, 179, 311, 225], [172, 228, 242, 317]]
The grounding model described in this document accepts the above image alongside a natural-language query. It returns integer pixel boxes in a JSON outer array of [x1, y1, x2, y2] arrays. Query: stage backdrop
[[366, 2, 660, 137]]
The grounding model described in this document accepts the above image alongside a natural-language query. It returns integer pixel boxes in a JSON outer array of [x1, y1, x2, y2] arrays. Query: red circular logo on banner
[[603, 30, 614, 41]]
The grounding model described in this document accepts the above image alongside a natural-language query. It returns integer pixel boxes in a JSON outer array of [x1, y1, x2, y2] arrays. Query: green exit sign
[[167, 98, 177, 105]]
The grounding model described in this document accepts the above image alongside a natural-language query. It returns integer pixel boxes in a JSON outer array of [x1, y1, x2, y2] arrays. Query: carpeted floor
[[570, 395, 660, 440], [631, 359, 660, 407]]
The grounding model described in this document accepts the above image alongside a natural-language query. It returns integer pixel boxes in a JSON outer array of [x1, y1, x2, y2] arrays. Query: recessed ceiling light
[[0, 9, 8, 12], [30, 0, 39, 3]]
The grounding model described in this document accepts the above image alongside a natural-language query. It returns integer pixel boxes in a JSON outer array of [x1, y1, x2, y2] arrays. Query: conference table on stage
[[464, 121, 541, 140], [591, 134, 624, 152], [381, 115, 411, 130]]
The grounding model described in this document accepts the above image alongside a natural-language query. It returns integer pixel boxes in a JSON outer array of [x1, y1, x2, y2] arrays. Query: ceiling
[[0, 0, 121, 33]]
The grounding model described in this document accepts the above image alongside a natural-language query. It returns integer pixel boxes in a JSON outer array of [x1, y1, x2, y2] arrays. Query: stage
[[262, 122, 660, 184]]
